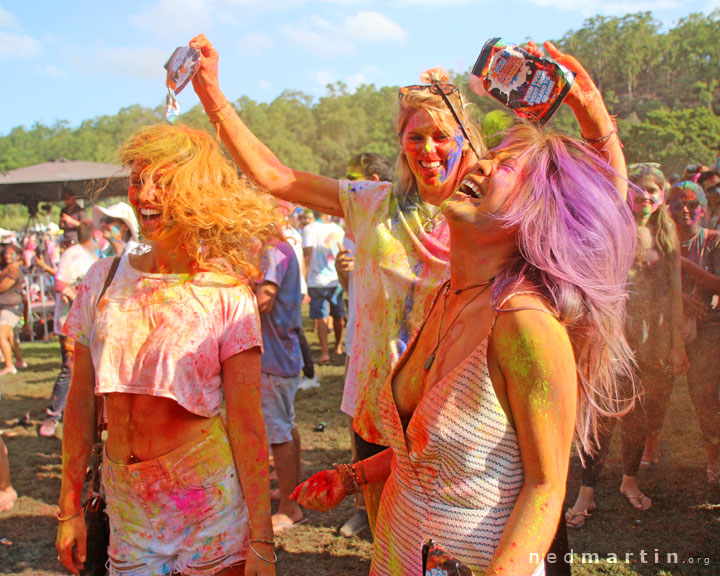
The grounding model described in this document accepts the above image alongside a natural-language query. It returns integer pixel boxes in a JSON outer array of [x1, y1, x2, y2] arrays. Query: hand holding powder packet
[[472, 38, 574, 126]]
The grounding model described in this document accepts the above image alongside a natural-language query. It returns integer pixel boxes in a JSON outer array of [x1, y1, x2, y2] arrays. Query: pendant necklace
[[424, 277, 495, 371]]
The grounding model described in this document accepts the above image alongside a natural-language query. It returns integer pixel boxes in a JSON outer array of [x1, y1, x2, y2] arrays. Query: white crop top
[[63, 252, 263, 417]]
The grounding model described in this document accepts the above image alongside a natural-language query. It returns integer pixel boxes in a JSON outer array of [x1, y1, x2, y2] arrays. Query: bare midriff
[[105, 392, 213, 464]]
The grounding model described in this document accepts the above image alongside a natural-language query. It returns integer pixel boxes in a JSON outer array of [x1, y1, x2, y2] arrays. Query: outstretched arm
[[487, 306, 577, 575], [542, 41, 627, 201], [189, 35, 343, 217]]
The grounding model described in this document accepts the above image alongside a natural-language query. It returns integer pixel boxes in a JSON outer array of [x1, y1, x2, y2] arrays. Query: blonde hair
[[119, 124, 283, 279], [395, 74, 485, 203]]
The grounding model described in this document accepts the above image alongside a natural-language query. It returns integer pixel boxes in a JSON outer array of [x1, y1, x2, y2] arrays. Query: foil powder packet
[[472, 38, 575, 125], [163, 46, 200, 123]]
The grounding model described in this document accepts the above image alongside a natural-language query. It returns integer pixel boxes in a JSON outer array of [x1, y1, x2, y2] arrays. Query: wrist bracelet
[[353, 462, 368, 486], [249, 537, 275, 546], [581, 117, 618, 146], [248, 541, 278, 564], [206, 100, 233, 125], [335, 463, 360, 495], [57, 510, 82, 522]]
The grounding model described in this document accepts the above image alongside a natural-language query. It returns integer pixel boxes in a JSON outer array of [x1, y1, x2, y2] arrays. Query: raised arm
[[189, 35, 343, 217], [542, 42, 627, 201], [487, 306, 577, 575]]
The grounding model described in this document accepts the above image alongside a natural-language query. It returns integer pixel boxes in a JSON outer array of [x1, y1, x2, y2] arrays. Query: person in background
[[39, 221, 98, 438], [58, 191, 87, 245], [0, 244, 27, 375], [91, 202, 140, 257], [336, 153, 393, 538], [668, 180, 720, 485], [256, 232, 306, 533], [302, 212, 345, 364], [282, 206, 317, 389], [565, 163, 688, 527], [698, 169, 720, 230]]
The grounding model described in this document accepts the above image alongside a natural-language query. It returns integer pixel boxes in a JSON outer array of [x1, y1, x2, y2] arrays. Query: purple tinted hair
[[490, 123, 637, 454]]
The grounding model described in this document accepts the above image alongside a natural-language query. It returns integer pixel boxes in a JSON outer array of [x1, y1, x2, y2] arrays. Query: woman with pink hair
[[293, 52, 636, 574]]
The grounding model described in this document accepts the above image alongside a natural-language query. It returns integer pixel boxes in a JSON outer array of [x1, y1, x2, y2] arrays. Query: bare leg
[[271, 430, 304, 525], [0, 436, 17, 512], [316, 318, 330, 364], [0, 327, 14, 370], [11, 333, 23, 365], [333, 315, 344, 355]]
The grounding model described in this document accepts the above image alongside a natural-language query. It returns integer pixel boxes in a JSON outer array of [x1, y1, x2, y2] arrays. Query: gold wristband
[[57, 510, 82, 522]]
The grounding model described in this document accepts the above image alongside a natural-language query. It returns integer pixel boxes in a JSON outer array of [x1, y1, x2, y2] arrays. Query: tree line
[[1, 10, 719, 185]]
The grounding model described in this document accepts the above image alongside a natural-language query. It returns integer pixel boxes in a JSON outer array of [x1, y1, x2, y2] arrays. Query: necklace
[[424, 277, 495, 371]]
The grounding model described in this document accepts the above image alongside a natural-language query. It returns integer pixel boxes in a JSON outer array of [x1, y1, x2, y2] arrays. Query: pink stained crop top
[[63, 252, 263, 417]]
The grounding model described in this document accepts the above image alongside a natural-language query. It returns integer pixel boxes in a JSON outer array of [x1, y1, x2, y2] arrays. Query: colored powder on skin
[[440, 131, 464, 184]]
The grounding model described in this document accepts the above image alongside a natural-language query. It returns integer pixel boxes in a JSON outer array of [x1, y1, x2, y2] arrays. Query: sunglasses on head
[[399, 83, 481, 160], [670, 200, 702, 212]]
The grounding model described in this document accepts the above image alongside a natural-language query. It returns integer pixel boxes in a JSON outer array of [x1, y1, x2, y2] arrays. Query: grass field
[[0, 332, 718, 575]]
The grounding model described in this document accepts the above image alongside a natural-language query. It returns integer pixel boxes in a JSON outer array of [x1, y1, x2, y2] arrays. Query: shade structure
[[0, 159, 130, 206]]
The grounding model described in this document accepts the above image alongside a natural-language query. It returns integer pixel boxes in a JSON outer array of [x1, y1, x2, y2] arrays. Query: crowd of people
[[0, 32, 717, 576]]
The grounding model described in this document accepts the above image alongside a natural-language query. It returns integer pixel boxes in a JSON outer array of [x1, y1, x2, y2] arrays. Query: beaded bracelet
[[249, 537, 275, 546], [248, 541, 278, 564], [335, 463, 361, 495], [57, 510, 82, 522]]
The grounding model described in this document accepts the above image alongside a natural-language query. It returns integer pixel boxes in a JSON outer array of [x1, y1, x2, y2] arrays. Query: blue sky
[[0, 0, 717, 136]]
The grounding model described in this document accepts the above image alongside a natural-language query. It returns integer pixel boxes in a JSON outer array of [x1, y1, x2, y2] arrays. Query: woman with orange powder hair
[[56, 124, 282, 576]]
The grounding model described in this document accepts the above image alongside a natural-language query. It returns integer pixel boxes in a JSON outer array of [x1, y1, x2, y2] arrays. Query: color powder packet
[[163, 46, 201, 124], [472, 38, 575, 125]]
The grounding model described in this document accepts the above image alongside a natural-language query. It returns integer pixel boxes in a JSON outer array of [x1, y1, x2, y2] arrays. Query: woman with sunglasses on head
[[292, 44, 635, 575], [667, 180, 720, 486], [56, 125, 282, 576], [564, 163, 689, 528], [188, 35, 625, 537]]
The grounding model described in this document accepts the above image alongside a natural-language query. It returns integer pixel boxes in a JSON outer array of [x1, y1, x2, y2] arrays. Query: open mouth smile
[[458, 178, 483, 199]]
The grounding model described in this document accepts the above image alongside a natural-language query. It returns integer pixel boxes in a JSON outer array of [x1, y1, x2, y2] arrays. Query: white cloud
[[130, 0, 214, 36], [0, 4, 18, 28], [527, 0, 678, 14], [709, 0, 720, 9], [260, 79, 272, 89], [80, 46, 169, 81], [42, 64, 66, 78], [237, 31, 273, 56], [282, 11, 406, 57], [0, 30, 42, 61]]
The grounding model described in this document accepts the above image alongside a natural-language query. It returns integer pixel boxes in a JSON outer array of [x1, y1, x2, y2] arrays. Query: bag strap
[[93, 256, 120, 443]]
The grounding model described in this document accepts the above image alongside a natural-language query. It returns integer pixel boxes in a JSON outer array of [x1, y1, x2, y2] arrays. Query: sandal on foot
[[565, 508, 591, 529], [620, 490, 652, 511]]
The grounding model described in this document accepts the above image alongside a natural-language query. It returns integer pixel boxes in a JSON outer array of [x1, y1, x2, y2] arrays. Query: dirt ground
[[1, 337, 718, 575]]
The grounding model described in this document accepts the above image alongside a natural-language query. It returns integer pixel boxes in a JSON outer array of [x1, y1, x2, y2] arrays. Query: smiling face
[[668, 185, 704, 234], [631, 178, 665, 221], [400, 108, 468, 205], [442, 148, 523, 239], [128, 159, 171, 241]]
